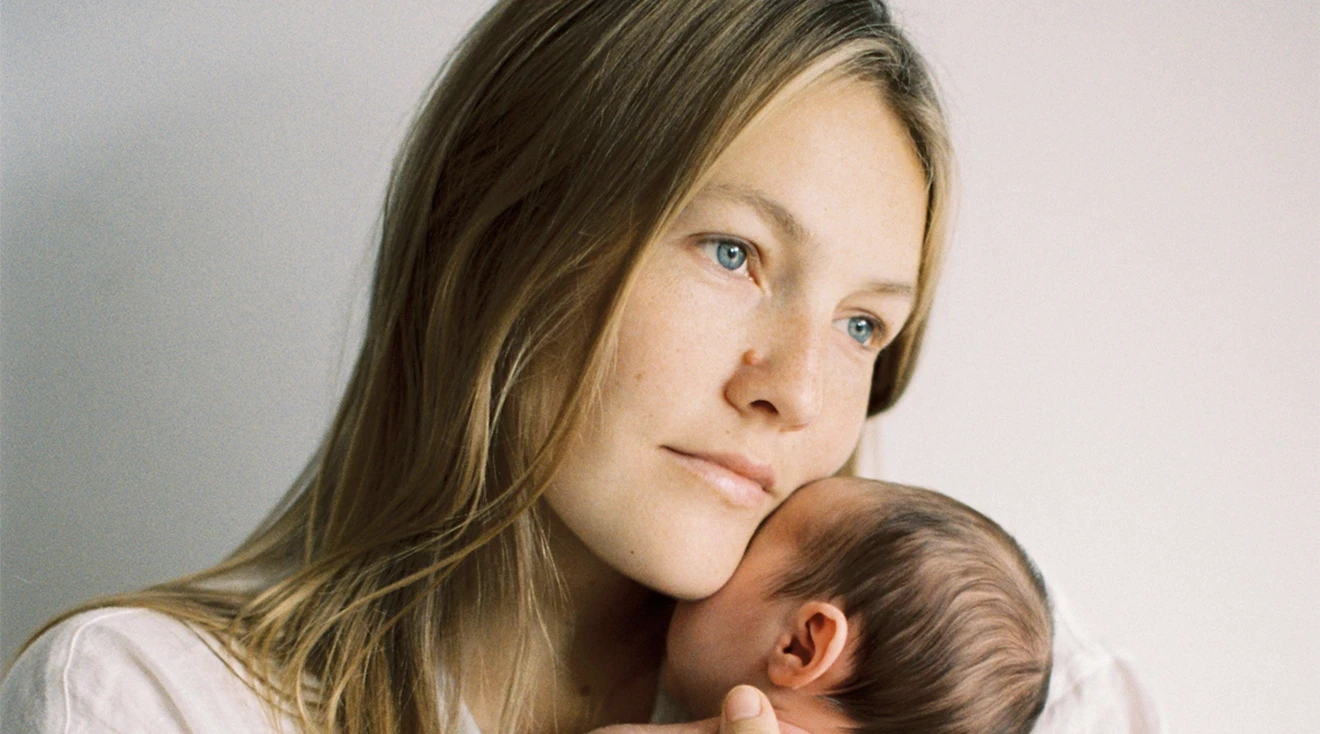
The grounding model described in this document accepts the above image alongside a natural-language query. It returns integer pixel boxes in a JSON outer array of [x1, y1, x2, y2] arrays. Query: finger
[[719, 685, 778, 734]]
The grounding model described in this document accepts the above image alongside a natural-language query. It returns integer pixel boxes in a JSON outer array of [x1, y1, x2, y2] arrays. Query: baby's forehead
[[772, 476, 885, 534], [792, 475, 885, 509]]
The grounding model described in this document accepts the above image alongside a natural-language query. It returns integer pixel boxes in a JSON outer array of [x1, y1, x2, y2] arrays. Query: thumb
[[719, 685, 778, 734]]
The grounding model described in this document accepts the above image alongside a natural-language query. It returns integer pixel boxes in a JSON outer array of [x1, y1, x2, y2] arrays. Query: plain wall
[[2, 2, 1316, 731]]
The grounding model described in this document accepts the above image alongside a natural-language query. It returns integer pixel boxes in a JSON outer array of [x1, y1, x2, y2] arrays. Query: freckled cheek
[[628, 284, 753, 379], [813, 358, 873, 465]]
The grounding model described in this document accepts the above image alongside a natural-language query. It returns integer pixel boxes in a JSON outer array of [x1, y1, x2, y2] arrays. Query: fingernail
[[725, 685, 762, 721]]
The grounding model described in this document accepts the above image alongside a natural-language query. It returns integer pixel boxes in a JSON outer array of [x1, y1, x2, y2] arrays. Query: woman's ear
[[766, 600, 850, 689]]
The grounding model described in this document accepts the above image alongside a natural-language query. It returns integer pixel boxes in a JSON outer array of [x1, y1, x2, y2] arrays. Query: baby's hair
[[772, 481, 1052, 734]]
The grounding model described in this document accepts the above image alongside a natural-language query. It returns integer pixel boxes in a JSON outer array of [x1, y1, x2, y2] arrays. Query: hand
[[589, 686, 810, 734]]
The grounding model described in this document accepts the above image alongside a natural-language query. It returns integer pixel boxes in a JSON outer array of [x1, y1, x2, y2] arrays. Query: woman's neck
[[548, 506, 665, 634], [545, 506, 672, 728], [465, 508, 672, 733]]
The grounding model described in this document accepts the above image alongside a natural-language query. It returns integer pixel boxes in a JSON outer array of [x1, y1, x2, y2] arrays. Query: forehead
[[686, 73, 927, 279]]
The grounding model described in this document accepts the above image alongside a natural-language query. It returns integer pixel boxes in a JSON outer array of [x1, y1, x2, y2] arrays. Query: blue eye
[[845, 316, 879, 346], [710, 239, 748, 271]]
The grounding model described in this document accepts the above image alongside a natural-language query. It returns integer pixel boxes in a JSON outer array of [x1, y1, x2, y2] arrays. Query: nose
[[725, 311, 824, 429]]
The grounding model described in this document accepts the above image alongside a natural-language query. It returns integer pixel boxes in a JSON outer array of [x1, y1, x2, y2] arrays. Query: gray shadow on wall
[[0, 27, 383, 664]]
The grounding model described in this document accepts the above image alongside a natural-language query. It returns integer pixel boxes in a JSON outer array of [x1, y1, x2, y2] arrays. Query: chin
[[645, 567, 733, 602], [629, 550, 740, 601], [664, 580, 726, 602]]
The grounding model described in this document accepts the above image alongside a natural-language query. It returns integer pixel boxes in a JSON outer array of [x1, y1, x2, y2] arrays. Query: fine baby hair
[[666, 477, 1053, 734], [786, 479, 1052, 733]]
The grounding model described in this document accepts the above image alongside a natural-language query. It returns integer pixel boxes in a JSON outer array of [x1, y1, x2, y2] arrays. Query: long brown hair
[[23, 1, 953, 731]]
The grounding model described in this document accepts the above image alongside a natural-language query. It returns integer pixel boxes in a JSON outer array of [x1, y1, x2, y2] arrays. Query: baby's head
[[664, 477, 1052, 734]]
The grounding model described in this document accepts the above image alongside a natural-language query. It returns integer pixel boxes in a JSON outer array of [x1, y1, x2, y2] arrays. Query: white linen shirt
[[3, 597, 1160, 733]]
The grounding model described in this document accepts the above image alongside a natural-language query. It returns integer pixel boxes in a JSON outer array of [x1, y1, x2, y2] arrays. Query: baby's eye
[[700, 237, 750, 275], [836, 315, 882, 347]]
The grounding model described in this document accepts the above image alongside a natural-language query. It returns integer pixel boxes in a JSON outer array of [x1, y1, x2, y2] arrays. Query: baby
[[663, 476, 1053, 734]]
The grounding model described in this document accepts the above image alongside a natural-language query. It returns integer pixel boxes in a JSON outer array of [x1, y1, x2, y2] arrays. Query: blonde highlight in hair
[[21, 2, 954, 731]]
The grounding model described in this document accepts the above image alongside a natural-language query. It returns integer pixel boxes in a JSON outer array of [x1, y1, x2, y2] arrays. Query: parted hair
[[19, 1, 953, 732], [773, 482, 1053, 734]]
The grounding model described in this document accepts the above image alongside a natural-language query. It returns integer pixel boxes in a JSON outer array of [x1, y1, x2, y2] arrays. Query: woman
[[2, 1, 1154, 732]]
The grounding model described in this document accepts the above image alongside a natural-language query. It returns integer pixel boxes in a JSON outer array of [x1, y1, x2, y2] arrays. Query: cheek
[[665, 595, 755, 716], [803, 356, 874, 474], [614, 273, 752, 394]]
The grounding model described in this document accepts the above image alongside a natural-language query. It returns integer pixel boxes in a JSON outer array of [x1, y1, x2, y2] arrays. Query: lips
[[664, 447, 775, 509]]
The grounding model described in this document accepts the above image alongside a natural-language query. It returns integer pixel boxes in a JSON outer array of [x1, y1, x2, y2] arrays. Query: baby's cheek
[[664, 599, 742, 715], [666, 600, 712, 666]]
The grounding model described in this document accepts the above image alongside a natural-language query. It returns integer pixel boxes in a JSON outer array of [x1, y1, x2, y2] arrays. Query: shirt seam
[[57, 608, 149, 734]]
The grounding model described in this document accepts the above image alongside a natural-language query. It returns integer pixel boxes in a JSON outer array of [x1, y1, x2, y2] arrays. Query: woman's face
[[546, 73, 928, 599]]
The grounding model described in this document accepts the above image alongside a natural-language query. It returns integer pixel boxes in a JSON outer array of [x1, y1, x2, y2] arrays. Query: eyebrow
[[861, 278, 915, 297], [700, 182, 916, 298], [704, 182, 811, 247]]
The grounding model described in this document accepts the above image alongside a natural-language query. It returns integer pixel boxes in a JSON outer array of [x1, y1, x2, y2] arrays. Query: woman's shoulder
[[1, 606, 294, 733], [1035, 588, 1166, 733]]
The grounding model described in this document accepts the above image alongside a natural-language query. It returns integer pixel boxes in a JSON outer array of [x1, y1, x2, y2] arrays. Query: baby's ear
[[766, 600, 850, 690]]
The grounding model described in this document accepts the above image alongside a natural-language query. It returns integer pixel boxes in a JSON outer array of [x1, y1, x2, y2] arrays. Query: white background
[[2, 2, 1316, 731]]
